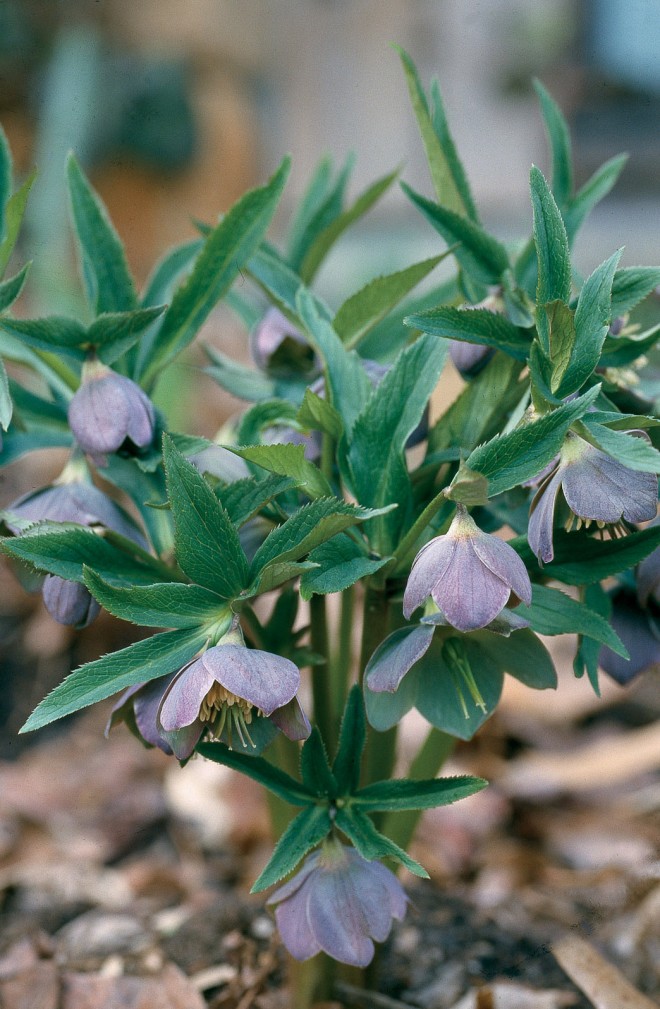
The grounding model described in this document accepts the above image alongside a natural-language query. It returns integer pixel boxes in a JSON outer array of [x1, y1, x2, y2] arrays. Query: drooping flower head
[[267, 839, 408, 967], [528, 431, 658, 564], [5, 458, 147, 627], [250, 307, 317, 378], [68, 356, 156, 460], [403, 505, 532, 632], [599, 588, 660, 685]]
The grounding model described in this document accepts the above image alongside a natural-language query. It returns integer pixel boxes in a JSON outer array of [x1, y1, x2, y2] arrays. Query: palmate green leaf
[[231, 442, 332, 500], [0, 264, 30, 313], [299, 534, 390, 600], [465, 383, 600, 498], [515, 525, 660, 586], [516, 584, 627, 656], [530, 165, 571, 353], [563, 154, 628, 243], [348, 333, 447, 551], [580, 420, 660, 473], [196, 741, 316, 806], [396, 46, 471, 218], [406, 305, 531, 360], [610, 267, 660, 318], [354, 774, 486, 812], [21, 626, 208, 733], [556, 249, 622, 396], [140, 157, 290, 384], [0, 168, 36, 278], [545, 299, 576, 392], [67, 154, 138, 315], [289, 153, 353, 275], [163, 435, 248, 598], [204, 345, 277, 402], [333, 255, 446, 348], [247, 559, 317, 597], [332, 686, 366, 795], [250, 498, 389, 576], [300, 167, 399, 284], [334, 806, 428, 877], [83, 569, 228, 628], [88, 306, 167, 364], [300, 729, 337, 797], [296, 288, 372, 436], [402, 181, 509, 285], [533, 79, 573, 208], [472, 627, 557, 690], [251, 805, 333, 892], [0, 127, 11, 241], [218, 474, 299, 526], [0, 524, 171, 586]]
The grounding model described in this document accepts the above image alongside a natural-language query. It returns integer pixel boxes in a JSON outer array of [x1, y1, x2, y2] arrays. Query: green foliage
[[83, 569, 229, 628], [407, 305, 531, 360], [516, 584, 627, 656]]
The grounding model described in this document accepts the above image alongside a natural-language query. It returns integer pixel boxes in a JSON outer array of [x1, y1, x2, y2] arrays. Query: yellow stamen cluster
[[563, 514, 628, 539], [200, 682, 264, 750]]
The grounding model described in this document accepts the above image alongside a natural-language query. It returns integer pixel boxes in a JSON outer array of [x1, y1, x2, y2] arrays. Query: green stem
[[331, 585, 355, 715], [310, 593, 336, 751], [388, 493, 454, 577], [265, 734, 301, 837], [359, 584, 397, 796], [289, 952, 337, 1008], [382, 728, 456, 850]]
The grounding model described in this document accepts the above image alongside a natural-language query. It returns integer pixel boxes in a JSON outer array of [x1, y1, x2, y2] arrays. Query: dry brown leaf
[[61, 963, 207, 1009], [448, 980, 577, 1008], [0, 961, 59, 1009], [497, 723, 660, 798], [552, 935, 658, 1009]]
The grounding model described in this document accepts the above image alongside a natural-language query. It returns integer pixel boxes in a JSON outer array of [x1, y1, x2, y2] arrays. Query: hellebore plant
[[1, 48, 660, 1007]]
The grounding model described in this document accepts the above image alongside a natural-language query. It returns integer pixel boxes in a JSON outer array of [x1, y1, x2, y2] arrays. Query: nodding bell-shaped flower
[[155, 626, 311, 759], [267, 840, 408, 967], [528, 431, 658, 564], [68, 356, 155, 460], [599, 588, 660, 685], [5, 459, 147, 627], [403, 505, 532, 632], [250, 307, 317, 378]]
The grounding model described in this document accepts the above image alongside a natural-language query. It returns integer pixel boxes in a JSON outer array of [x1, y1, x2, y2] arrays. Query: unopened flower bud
[[68, 358, 155, 459], [42, 574, 100, 628]]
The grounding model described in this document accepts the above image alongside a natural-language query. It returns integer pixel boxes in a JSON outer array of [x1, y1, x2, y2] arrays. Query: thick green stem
[[331, 585, 355, 715], [310, 593, 336, 751], [289, 952, 337, 1008], [382, 727, 456, 850], [359, 585, 397, 794]]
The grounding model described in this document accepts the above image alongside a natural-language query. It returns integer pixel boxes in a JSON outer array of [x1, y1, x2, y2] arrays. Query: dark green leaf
[[21, 626, 207, 732], [472, 627, 557, 689], [0, 169, 36, 278], [0, 358, 11, 429], [286, 155, 334, 264], [231, 442, 332, 499], [0, 264, 30, 313], [204, 345, 277, 402], [141, 157, 290, 383], [600, 323, 660, 367], [196, 741, 316, 806], [332, 686, 367, 794], [415, 636, 504, 740], [299, 534, 390, 600], [334, 806, 428, 877], [465, 384, 600, 497], [300, 167, 398, 283], [252, 805, 333, 892], [516, 584, 627, 656], [544, 299, 576, 393], [333, 255, 446, 348], [574, 583, 610, 694], [402, 181, 509, 284], [580, 420, 660, 474], [141, 239, 203, 308], [247, 559, 317, 596], [88, 305, 167, 364], [0, 315, 88, 357], [610, 267, 660, 318], [354, 774, 486, 811], [0, 429, 71, 465], [247, 244, 333, 321], [218, 474, 299, 526], [530, 165, 571, 351], [515, 525, 660, 585], [67, 153, 137, 315], [533, 79, 573, 208], [429, 78, 479, 221], [563, 154, 628, 243], [296, 388, 343, 441], [289, 153, 353, 274], [163, 435, 248, 597], [300, 729, 337, 796], [83, 569, 229, 628], [406, 305, 531, 360]]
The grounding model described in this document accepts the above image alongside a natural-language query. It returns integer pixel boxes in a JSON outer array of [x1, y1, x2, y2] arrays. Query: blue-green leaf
[[252, 805, 333, 892], [83, 569, 229, 628], [516, 584, 627, 656], [533, 79, 573, 208]]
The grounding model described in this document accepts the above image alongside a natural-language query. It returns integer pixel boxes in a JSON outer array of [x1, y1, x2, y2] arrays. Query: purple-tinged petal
[[363, 859, 408, 922], [528, 467, 563, 563], [158, 656, 214, 730], [403, 537, 455, 619], [133, 674, 177, 751], [200, 645, 299, 715], [600, 591, 660, 684], [637, 544, 660, 607], [472, 532, 532, 605], [449, 340, 493, 376], [267, 851, 321, 905], [432, 538, 511, 631], [42, 575, 100, 627], [269, 697, 311, 740], [69, 377, 133, 454], [306, 870, 375, 967], [158, 719, 204, 760], [366, 625, 434, 693], [274, 882, 322, 961], [344, 858, 395, 943]]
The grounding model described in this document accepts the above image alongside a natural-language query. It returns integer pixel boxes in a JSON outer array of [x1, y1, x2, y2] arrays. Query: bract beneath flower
[[267, 842, 408, 967], [403, 505, 531, 632], [528, 432, 658, 564]]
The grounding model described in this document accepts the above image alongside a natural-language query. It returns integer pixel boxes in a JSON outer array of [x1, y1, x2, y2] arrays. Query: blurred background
[[2, 0, 660, 309]]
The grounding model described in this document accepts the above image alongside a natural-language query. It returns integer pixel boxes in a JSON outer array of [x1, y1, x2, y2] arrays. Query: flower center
[[200, 683, 260, 749]]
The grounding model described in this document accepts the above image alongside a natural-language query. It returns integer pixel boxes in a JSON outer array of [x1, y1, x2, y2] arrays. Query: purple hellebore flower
[[5, 470, 147, 628], [599, 589, 660, 685], [403, 504, 532, 632], [637, 522, 660, 608], [449, 340, 493, 376], [107, 671, 186, 756], [250, 307, 317, 377], [267, 840, 408, 967], [68, 357, 155, 460], [156, 638, 311, 759], [528, 432, 658, 564]]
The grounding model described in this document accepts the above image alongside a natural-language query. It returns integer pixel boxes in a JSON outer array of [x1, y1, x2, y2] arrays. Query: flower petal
[[158, 656, 213, 730], [267, 851, 321, 905], [306, 871, 375, 967], [274, 878, 321, 961], [269, 697, 311, 740], [201, 645, 300, 715], [561, 446, 657, 525], [528, 467, 563, 563], [366, 625, 434, 693], [68, 377, 133, 454], [472, 532, 532, 605], [432, 538, 511, 631], [403, 537, 455, 619]]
